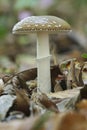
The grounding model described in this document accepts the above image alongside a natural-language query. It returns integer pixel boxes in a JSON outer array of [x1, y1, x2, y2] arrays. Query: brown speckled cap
[[12, 16, 71, 34]]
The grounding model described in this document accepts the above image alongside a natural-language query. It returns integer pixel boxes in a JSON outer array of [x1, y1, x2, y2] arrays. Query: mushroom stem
[[37, 32, 51, 93]]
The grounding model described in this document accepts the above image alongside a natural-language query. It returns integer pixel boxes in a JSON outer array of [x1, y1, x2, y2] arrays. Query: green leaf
[[0, 16, 8, 38], [31, 112, 50, 130], [81, 53, 87, 59], [14, 0, 39, 10]]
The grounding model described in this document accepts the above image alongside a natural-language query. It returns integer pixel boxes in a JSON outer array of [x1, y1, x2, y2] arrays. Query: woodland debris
[[0, 95, 16, 121]]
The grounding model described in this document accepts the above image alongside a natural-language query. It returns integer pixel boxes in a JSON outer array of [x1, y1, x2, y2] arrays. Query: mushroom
[[12, 16, 71, 93]]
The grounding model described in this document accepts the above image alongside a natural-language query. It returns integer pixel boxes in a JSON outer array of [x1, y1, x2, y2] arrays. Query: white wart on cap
[[12, 16, 71, 93]]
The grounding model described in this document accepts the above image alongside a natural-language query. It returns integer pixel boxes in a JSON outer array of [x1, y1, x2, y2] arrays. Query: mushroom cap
[[12, 16, 71, 34]]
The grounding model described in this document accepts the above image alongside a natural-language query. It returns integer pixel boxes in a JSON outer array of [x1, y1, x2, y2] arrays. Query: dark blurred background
[[0, 0, 87, 72]]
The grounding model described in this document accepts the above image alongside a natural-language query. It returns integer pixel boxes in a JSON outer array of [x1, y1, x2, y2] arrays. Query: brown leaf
[[78, 63, 84, 86], [2, 65, 62, 92], [54, 74, 67, 91], [80, 85, 87, 99], [51, 65, 65, 92], [13, 88, 30, 116], [76, 99, 87, 110], [18, 68, 37, 82], [59, 112, 87, 130], [18, 65, 63, 92], [38, 92, 59, 113], [66, 59, 78, 89], [0, 79, 4, 95], [2, 68, 37, 84], [76, 100, 87, 118]]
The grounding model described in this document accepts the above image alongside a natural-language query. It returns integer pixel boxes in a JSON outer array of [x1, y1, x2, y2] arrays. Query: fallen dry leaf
[[59, 112, 87, 130], [80, 85, 87, 99], [38, 92, 59, 113], [47, 88, 81, 112], [0, 111, 87, 130], [0, 95, 16, 121], [13, 88, 30, 116], [76, 99, 87, 110]]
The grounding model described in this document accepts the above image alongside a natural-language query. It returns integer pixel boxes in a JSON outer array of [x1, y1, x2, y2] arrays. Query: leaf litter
[[0, 59, 87, 129]]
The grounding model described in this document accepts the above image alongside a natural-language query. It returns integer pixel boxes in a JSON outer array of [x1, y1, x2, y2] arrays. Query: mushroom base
[[37, 56, 51, 93]]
